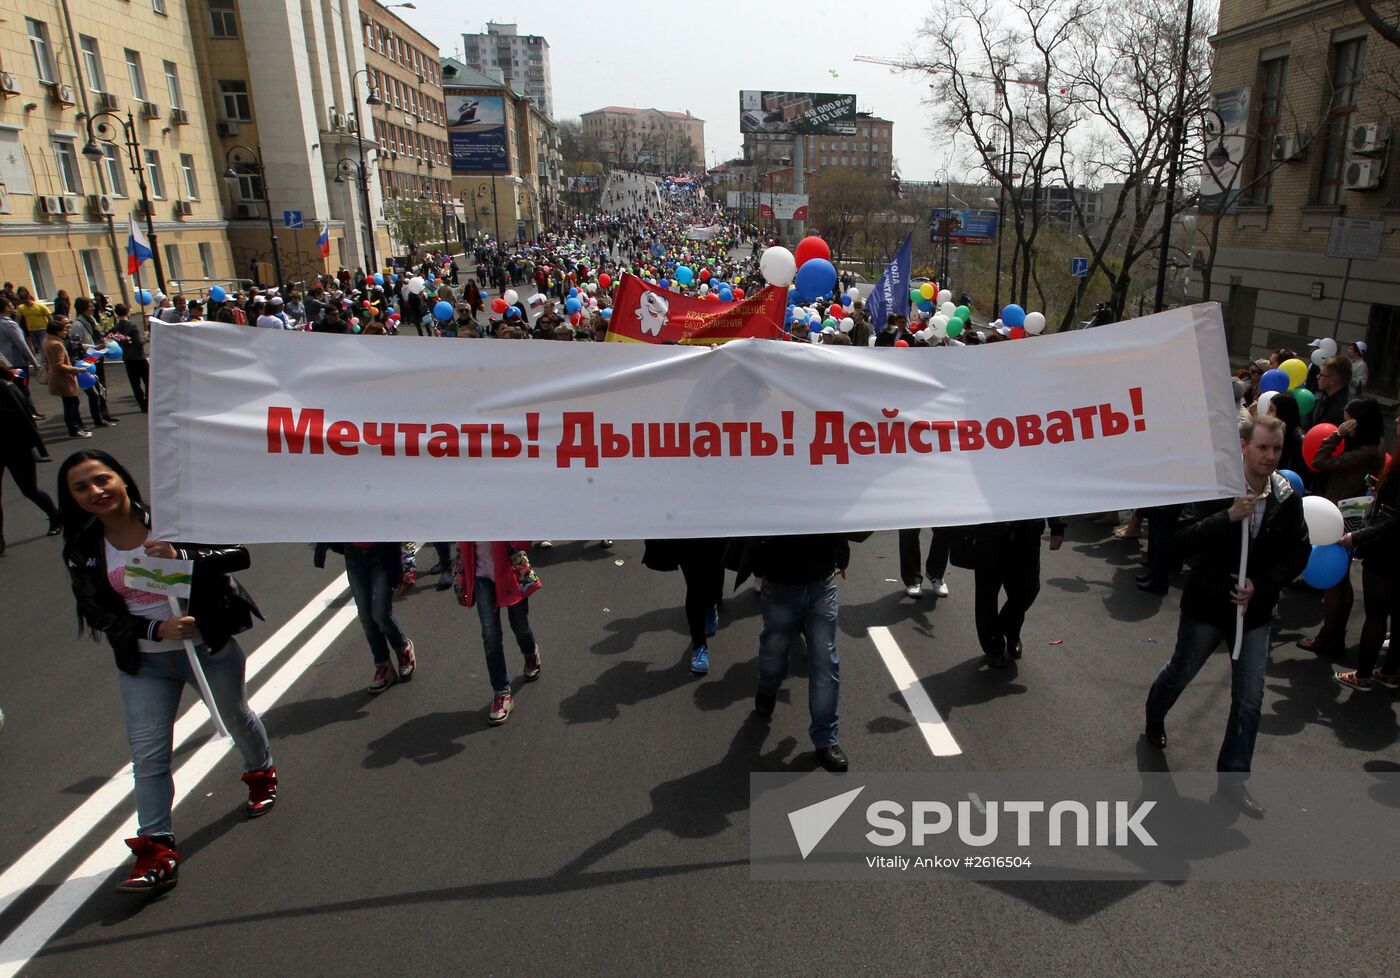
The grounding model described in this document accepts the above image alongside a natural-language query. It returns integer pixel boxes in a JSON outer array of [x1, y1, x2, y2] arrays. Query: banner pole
[[169, 593, 230, 738]]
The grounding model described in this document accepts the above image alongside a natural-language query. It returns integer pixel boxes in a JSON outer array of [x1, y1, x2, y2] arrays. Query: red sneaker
[[242, 766, 278, 818], [396, 639, 417, 680], [114, 835, 180, 894], [488, 692, 514, 725], [367, 662, 397, 694], [523, 645, 541, 681]]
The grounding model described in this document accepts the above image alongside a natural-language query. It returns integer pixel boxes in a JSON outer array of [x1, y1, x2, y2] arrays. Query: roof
[[582, 106, 704, 123], [439, 56, 528, 100]]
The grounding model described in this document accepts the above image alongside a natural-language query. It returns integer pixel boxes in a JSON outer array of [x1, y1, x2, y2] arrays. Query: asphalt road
[[2, 358, 1397, 978]]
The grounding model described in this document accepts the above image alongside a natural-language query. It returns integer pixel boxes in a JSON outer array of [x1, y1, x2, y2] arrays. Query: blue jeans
[[475, 576, 535, 693], [344, 546, 407, 665], [117, 640, 272, 837], [758, 576, 840, 748], [1145, 614, 1270, 773]]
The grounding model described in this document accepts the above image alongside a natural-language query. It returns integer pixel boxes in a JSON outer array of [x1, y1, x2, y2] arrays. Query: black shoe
[[47, 520, 62, 536], [1137, 580, 1168, 595], [1217, 779, 1264, 819], [815, 744, 849, 772], [93, 420, 113, 428], [987, 651, 1008, 669], [754, 689, 776, 718], [427, 561, 447, 576], [1007, 639, 1023, 660], [1144, 718, 1166, 749], [103, 416, 119, 424]]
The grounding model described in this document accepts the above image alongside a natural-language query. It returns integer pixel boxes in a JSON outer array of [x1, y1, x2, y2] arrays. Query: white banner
[[685, 224, 722, 240], [149, 306, 1243, 543]]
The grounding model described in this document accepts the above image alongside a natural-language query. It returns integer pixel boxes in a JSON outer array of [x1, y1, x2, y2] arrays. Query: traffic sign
[[283, 210, 304, 229], [1071, 257, 1089, 277]]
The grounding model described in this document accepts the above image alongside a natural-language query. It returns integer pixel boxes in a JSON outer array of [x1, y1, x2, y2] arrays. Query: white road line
[[867, 626, 962, 757], [0, 573, 349, 923], [0, 601, 361, 977]]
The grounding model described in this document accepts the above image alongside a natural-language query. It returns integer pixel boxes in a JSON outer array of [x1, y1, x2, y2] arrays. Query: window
[[26, 254, 55, 300], [180, 154, 198, 198], [80, 250, 106, 295], [153, 0, 167, 13], [79, 36, 106, 92], [1245, 56, 1288, 204], [219, 80, 250, 120], [101, 145, 127, 197], [1317, 37, 1366, 205], [164, 61, 183, 109], [199, 242, 215, 278], [163, 244, 181, 280], [52, 139, 82, 195], [232, 164, 264, 202], [27, 18, 57, 85], [125, 49, 147, 101], [209, 0, 238, 38], [144, 149, 165, 198]]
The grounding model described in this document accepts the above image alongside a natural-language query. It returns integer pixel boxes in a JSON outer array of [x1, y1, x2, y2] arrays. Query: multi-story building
[[358, 0, 451, 251], [742, 112, 893, 178], [1, 0, 236, 301], [462, 23, 552, 120], [1192, 0, 1400, 394], [442, 57, 559, 243], [580, 106, 706, 172]]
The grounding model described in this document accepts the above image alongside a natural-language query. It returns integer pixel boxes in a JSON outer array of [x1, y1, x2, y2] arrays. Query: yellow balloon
[[919, 282, 935, 300], [1280, 357, 1308, 390]]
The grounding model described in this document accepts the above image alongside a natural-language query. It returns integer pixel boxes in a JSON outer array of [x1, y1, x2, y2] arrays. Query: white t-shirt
[[104, 539, 203, 652], [256, 314, 285, 330]]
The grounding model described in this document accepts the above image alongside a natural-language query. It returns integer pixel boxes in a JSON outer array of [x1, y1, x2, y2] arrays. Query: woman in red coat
[[455, 541, 542, 724]]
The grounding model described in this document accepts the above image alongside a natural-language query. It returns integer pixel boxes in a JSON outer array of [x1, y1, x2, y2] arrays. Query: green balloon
[[909, 288, 922, 304], [946, 318, 964, 338], [823, 317, 838, 329], [1293, 387, 1316, 416], [955, 305, 971, 320]]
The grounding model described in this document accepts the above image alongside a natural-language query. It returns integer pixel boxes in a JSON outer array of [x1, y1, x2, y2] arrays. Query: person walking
[[16, 287, 51, 357], [57, 449, 276, 894], [69, 300, 118, 427], [962, 516, 1065, 667], [454, 541, 542, 725], [111, 304, 149, 412], [643, 537, 726, 674], [1143, 415, 1311, 817], [898, 527, 952, 598], [314, 542, 417, 693], [0, 372, 62, 554], [43, 319, 89, 439], [1335, 415, 1400, 691]]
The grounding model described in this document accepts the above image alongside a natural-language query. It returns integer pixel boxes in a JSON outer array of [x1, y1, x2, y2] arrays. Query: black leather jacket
[[63, 505, 262, 674]]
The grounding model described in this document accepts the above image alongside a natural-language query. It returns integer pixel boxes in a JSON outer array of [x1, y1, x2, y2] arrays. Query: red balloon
[[598, 273, 612, 289], [1303, 424, 1345, 470], [570, 312, 581, 326], [894, 339, 910, 348], [794, 236, 831, 268], [700, 268, 711, 281], [1010, 326, 1026, 339], [733, 288, 745, 300], [491, 298, 508, 313]]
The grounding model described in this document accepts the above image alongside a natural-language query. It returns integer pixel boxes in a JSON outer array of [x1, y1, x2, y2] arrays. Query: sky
[[393, 0, 964, 182]]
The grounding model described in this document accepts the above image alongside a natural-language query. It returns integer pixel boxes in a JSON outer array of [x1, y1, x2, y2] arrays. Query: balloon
[[1317, 338, 1338, 358], [847, 287, 859, 298], [840, 317, 854, 333], [600, 308, 612, 320], [373, 273, 385, 286], [1303, 496, 1345, 545], [566, 297, 582, 314], [209, 285, 227, 303], [433, 301, 453, 321], [569, 312, 580, 325], [719, 288, 734, 302], [699, 283, 709, 294], [940, 302, 957, 318], [1001, 304, 1026, 328], [1293, 387, 1316, 416], [1303, 423, 1343, 470], [407, 276, 425, 295], [822, 317, 838, 329], [589, 298, 598, 309], [946, 318, 964, 338], [1024, 311, 1047, 335], [1279, 468, 1305, 495], [700, 268, 711, 282], [919, 283, 935, 300], [598, 273, 612, 288], [918, 299, 934, 312], [675, 265, 694, 286], [504, 289, 519, 305], [705, 292, 719, 302], [568, 287, 579, 298], [1010, 327, 1026, 340], [794, 258, 837, 302], [350, 317, 360, 327], [506, 307, 521, 319], [1259, 369, 1289, 394], [894, 339, 910, 347], [909, 289, 923, 305], [1311, 349, 1327, 367], [840, 294, 853, 307], [1257, 390, 1278, 415], [105, 341, 122, 359], [491, 298, 508, 314], [794, 236, 831, 267], [1280, 358, 1308, 390], [352, 324, 362, 333], [937, 290, 951, 305], [1302, 543, 1350, 589], [659, 278, 671, 289], [136, 289, 153, 306], [84, 361, 97, 373]]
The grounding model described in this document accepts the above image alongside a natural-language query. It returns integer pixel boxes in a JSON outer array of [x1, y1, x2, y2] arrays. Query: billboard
[[739, 91, 857, 135], [759, 194, 809, 221], [1198, 87, 1250, 215], [929, 208, 999, 245], [448, 94, 509, 174]]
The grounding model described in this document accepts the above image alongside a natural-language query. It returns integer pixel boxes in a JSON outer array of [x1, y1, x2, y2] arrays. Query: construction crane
[[853, 55, 1050, 94]]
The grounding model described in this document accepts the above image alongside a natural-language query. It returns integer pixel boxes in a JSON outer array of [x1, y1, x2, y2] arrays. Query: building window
[[164, 61, 183, 109], [144, 149, 165, 198], [219, 80, 251, 120], [79, 36, 106, 92], [1245, 56, 1288, 204], [1317, 37, 1365, 206], [27, 19, 57, 85], [210, 0, 238, 37], [52, 139, 82, 195], [26, 254, 55, 299], [125, 49, 147, 101], [180, 154, 198, 198], [153, 0, 167, 14], [199, 242, 215, 278], [101, 145, 127, 197], [232, 164, 263, 202], [164, 244, 181, 280], [80, 250, 106, 295]]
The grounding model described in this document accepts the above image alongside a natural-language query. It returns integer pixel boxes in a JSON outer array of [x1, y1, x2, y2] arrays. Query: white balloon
[[407, 276, 426, 295], [1311, 349, 1328, 367], [940, 301, 957, 318], [1302, 496, 1345, 546], [847, 286, 860, 298], [760, 246, 797, 287], [1318, 338, 1338, 357], [931, 319, 949, 339], [937, 289, 952, 305], [1257, 390, 1278, 415], [699, 283, 709, 294], [932, 314, 949, 330], [1024, 311, 1047, 335], [840, 317, 854, 333], [503, 289, 519, 305]]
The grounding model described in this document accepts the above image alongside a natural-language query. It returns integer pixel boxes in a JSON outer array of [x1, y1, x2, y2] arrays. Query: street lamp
[[1154, 0, 1197, 312], [348, 68, 381, 273], [932, 168, 954, 287], [222, 144, 284, 291], [333, 157, 376, 269], [82, 109, 166, 296]]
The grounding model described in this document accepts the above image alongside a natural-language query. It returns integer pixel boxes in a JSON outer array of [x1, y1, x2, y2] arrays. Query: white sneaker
[[929, 578, 950, 597], [904, 583, 923, 598]]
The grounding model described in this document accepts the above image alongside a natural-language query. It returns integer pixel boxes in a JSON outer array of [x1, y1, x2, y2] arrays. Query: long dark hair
[[1271, 391, 1302, 430], [56, 449, 146, 547], [1345, 398, 1383, 447]]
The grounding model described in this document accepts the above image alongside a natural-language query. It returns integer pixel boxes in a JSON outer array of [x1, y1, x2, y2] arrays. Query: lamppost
[[333, 157, 375, 270], [347, 68, 382, 274], [1154, 0, 1196, 312], [82, 109, 167, 296], [222, 144, 284, 291], [932, 168, 953, 287]]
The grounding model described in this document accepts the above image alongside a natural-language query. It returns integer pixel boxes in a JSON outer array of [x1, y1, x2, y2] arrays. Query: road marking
[[0, 601, 361, 976], [0, 573, 349, 923], [867, 626, 962, 757]]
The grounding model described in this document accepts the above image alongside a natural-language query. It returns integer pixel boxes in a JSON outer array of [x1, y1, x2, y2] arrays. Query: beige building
[[581, 106, 705, 172], [1, 0, 237, 302], [743, 112, 893, 177], [1194, 0, 1400, 395]]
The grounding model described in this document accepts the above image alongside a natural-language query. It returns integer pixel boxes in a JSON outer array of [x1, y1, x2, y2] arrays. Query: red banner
[[604, 274, 786, 345]]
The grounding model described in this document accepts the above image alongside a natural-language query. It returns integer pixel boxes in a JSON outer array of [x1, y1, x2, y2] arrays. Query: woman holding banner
[[57, 450, 276, 896]]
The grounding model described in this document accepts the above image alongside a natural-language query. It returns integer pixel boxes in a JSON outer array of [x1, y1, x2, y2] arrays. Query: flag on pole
[[866, 233, 913, 333], [127, 216, 153, 275], [317, 227, 331, 258]]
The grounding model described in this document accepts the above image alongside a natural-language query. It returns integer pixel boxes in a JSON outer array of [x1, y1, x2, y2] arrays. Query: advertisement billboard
[[929, 208, 1000, 245], [448, 94, 509, 174], [739, 91, 857, 135], [759, 194, 810, 221], [1198, 87, 1250, 214]]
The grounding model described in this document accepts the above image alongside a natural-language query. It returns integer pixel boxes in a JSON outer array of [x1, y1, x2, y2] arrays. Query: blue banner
[[929, 209, 999, 244], [448, 95, 509, 174], [867, 233, 912, 333]]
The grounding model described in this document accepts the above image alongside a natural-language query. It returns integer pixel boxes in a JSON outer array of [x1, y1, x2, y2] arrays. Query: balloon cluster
[[1300, 495, 1350, 588]]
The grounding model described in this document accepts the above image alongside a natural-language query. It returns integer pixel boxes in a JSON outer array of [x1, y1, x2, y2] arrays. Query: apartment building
[[580, 106, 706, 172], [462, 23, 552, 120], [743, 112, 893, 177]]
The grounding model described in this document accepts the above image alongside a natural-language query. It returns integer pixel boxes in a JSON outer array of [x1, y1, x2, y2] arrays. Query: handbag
[[509, 547, 542, 598]]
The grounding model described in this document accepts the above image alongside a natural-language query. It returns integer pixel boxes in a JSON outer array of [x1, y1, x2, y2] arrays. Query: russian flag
[[317, 227, 331, 258], [127, 216, 153, 275]]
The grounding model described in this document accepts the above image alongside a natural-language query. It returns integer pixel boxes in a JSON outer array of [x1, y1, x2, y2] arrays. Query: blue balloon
[[918, 299, 934, 312], [505, 307, 520, 319], [373, 273, 385, 286], [209, 285, 227, 303], [1259, 368, 1289, 394], [841, 295, 854, 307], [659, 279, 671, 289], [1302, 543, 1350, 589], [565, 297, 582, 314], [105, 341, 122, 359], [600, 308, 613, 320], [1279, 468, 1305, 495], [568, 287, 579, 298], [433, 300, 453, 321], [1001, 304, 1027, 328], [719, 288, 734, 302], [77, 370, 97, 390], [675, 265, 694, 286], [794, 258, 837, 302], [13, 368, 25, 380], [84, 361, 97, 373], [135, 289, 153, 306]]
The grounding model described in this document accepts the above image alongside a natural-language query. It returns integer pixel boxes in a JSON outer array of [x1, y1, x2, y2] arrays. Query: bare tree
[[809, 168, 890, 264], [383, 198, 441, 256]]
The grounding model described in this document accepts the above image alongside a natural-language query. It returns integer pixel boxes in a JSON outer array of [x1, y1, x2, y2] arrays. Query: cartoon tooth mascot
[[636, 290, 669, 337]]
